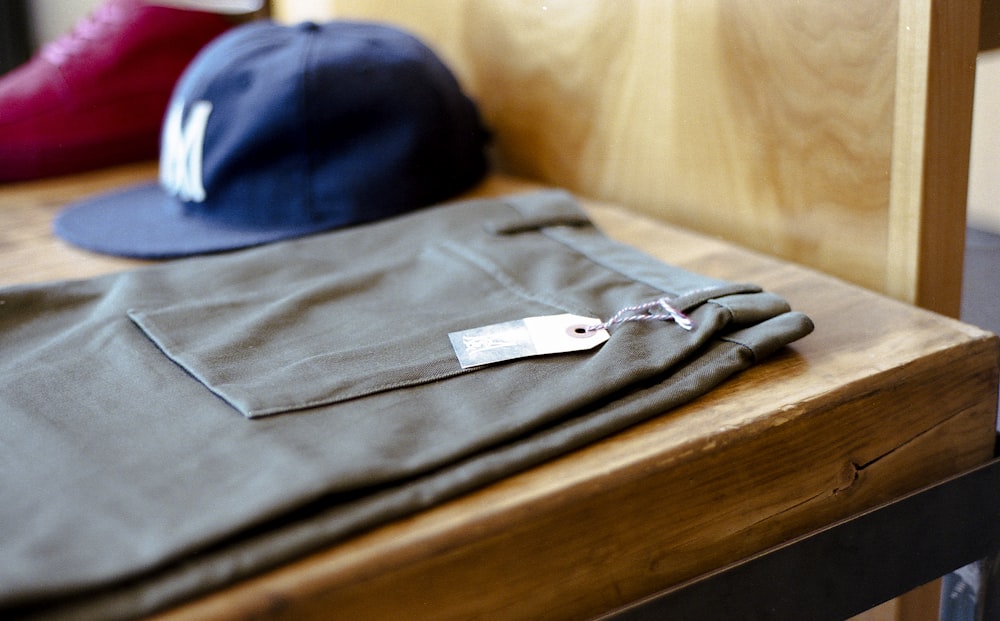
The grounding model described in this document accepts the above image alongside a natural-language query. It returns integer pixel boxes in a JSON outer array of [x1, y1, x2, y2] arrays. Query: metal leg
[[977, 554, 1000, 621]]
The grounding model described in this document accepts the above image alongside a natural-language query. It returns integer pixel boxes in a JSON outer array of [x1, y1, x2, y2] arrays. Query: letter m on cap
[[160, 101, 213, 202]]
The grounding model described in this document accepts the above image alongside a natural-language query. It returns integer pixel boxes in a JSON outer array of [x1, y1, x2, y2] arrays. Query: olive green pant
[[0, 190, 812, 620]]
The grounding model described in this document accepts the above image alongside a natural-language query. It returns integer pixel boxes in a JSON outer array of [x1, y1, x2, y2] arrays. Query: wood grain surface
[[274, 0, 979, 318], [0, 162, 154, 285], [6, 166, 988, 620]]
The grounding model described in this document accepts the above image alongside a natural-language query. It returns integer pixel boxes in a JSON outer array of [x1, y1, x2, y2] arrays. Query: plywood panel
[[274, 0, 979, 317], [887, 0, 979, 315], [274, 1, 896, 294]]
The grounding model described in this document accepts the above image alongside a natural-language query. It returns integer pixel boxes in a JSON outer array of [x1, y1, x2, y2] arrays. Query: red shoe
[[0, 0, 234, 182]]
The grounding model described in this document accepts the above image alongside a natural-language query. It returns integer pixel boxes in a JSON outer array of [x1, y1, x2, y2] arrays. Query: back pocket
[[128, 245, 569, 418]]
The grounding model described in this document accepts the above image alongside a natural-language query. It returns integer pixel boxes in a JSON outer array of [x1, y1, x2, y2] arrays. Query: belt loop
[[483, 190, 593, 235]]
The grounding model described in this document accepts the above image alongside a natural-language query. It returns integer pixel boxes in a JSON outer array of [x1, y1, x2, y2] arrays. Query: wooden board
[[3, 165, 994, 619], [157, 176, 997, 620], [273, 0, 979, 317], [0, 162, 151, 285]]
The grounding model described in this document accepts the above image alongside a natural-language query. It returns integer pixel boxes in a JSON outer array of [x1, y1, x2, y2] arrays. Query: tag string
[[586, 297, 694, 332]]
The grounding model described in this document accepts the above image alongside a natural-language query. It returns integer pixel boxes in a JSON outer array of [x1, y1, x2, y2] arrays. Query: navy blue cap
[[53, 20, 490, 258]]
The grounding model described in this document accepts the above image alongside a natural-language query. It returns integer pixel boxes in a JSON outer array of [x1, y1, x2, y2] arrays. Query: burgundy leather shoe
[[0, 0, 233, 182]]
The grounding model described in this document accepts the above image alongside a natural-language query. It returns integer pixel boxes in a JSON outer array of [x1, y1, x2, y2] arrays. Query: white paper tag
[[449, 314, 610, 369]]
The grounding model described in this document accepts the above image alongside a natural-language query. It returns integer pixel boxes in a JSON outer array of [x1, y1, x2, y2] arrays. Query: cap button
[[299, 21, 321, 32]]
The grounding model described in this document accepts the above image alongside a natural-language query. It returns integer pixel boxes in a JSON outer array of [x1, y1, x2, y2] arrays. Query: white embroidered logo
[[160, 100, 213, 202]]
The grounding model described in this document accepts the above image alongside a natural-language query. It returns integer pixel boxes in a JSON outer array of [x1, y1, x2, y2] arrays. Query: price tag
[[449, 314, 609, 369]]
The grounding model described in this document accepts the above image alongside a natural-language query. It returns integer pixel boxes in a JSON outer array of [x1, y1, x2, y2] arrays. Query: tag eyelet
[[566, 324, 595, 338]]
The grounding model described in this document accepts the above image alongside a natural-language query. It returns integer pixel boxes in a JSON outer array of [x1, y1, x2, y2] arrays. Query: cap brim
[[53, 183, 331, 259]]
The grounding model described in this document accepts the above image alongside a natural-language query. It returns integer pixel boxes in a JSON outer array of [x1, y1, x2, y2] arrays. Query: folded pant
[[0, 190, 813, 620]]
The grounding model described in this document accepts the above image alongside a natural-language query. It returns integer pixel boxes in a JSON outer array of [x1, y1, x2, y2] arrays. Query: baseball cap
[[53, 19, 490, 258]]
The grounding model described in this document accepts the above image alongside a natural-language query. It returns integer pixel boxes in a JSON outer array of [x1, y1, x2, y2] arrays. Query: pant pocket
[[128, 245, 571, 418]]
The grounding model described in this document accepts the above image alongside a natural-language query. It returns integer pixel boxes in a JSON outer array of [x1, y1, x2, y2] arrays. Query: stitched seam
[[437, 240, 580, 315]]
